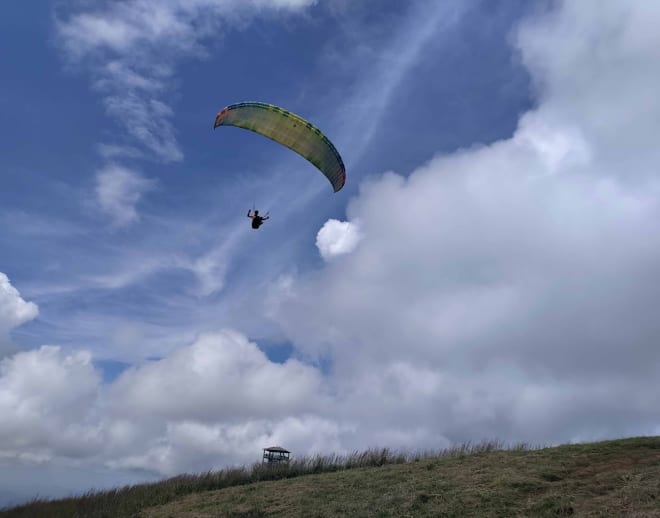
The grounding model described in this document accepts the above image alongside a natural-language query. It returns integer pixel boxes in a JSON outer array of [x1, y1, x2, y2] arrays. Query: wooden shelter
[[262, 446, 290, 464]]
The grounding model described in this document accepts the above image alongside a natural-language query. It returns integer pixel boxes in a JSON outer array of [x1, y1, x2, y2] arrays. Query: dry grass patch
[[143, 438, 660, 517], [2, 437, 660, 517]]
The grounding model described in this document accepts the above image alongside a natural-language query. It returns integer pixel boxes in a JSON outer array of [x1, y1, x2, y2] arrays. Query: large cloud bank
[[269, 0, 660, 445]]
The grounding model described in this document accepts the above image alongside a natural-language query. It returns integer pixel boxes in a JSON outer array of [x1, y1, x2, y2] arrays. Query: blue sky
[[4, 0, 660, 508]]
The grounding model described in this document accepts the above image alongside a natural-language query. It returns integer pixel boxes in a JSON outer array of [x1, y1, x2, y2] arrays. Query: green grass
[[2, 437, 660, 517]]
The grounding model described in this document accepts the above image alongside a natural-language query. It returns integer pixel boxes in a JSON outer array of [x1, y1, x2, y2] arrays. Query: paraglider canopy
[[214, 102, 346, 192]]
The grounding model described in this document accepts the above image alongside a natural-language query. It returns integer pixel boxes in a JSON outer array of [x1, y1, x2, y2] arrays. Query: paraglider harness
[[247, 208, 269, 229]]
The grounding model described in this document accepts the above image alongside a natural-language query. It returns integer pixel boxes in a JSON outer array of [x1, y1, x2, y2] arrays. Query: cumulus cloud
[[56, 0, 317, 162], [266, 0, 660, 445], [95, 165, 155, 226], [516, 1, 660, 181], [316, 219, 363, 261], [108, 330, 325, 422], [0, 274, 38, 352], [0, 330, 336, 477], [0, 274, 38, 332], [0, 346, 101, 461]]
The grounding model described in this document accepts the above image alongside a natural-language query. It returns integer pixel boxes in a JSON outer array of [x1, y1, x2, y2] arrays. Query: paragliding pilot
[[247, 209, 269, 229]]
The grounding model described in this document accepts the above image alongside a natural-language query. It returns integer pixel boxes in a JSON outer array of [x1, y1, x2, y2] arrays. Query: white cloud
[[0, 274, 38, 331], [0, 274, 38, 352], [108, 330, 325, 422], [95, 165, 155, 227], [97, 143, 144, 161], [316, 219, 362, 261], [0, 346, 101, 461], [516, 1, 660, 182]]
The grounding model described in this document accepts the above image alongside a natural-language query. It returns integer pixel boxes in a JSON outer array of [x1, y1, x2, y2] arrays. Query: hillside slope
[[147, 437, 660, 517], [3, 437, 660, 517]]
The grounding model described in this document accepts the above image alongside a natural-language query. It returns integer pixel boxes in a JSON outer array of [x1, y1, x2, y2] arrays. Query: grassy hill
[[2, 437, 659, 517]]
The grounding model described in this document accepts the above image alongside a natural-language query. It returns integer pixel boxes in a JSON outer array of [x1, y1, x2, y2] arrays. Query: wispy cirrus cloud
[[330, 1, 470, 163], [55, 0, 318, 163], [95, 165, 155, 227]]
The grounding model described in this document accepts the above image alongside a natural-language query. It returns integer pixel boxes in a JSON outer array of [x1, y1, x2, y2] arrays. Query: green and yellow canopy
[[214, 102, 346, 192]]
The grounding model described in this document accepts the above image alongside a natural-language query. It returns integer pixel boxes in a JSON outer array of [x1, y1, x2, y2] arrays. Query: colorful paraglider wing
[[214, 102, 346, 192]]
